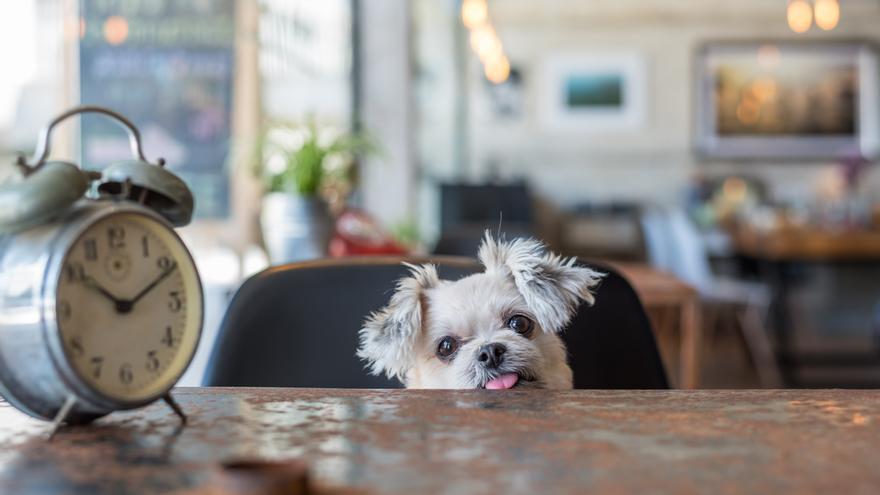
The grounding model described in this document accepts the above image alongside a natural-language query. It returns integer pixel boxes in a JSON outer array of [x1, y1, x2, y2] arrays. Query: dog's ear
[[357, 263, 439, 382], [478, 232, 604, 333]]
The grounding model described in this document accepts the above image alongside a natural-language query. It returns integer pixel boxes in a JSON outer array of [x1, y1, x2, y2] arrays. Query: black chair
[[433, 182, 535, 256], [204, 257, 668, 389]]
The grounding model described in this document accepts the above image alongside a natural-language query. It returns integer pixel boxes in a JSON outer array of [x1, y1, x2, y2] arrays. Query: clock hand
[[129, 262, 178, 308], [81, 274, 125, 306], [82, 274, 135, 314]]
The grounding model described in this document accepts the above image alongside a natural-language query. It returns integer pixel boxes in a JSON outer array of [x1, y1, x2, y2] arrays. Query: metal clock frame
[[0, 200, 203, 434]]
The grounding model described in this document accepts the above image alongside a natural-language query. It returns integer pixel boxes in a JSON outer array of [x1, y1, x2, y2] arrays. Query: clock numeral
[[146, 350, 160, 372], [108, 226, 126, 249], [168, 291, 183, 312], [58, 300, 72, 321], [90, 356, 104, 379], [69, 336, 84, 357], [84, 238, 98, 261], [161, 326, 177, 348], [66, 262, 85, 283], [119, 363, 133, 385], [141, 236, 150, 258], [157, 256, 172, 271]]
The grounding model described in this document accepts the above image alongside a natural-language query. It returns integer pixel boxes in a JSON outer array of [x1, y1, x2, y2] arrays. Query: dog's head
[[357, 233, 603, 389]]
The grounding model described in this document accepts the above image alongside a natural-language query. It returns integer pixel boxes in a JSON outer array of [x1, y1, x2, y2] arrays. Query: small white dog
[[357, 233, 603, 389]]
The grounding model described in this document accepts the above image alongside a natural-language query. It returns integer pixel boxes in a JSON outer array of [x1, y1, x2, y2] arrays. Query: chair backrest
[[640, 207, 714, 293], [440, 182, 533, 230], [204, 256, 668, 389], [434, 182, 535, 257]]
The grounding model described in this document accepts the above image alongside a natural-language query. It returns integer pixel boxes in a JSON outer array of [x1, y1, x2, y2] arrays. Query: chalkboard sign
[[79, 0, 235, 218]]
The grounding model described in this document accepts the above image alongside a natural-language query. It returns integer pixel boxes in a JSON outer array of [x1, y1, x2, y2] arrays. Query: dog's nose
[[477, 343, 506, 369]]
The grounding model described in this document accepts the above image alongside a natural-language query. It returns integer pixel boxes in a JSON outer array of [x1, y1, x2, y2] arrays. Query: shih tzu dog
[[357, 233, 603, 390]]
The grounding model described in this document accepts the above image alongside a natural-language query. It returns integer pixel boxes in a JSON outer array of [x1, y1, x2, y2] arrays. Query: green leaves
[[253, 119, 377, 197]]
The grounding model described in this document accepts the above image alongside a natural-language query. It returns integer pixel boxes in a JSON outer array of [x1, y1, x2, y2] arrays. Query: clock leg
[[47, 395, 77, 441], [163, 392, 187, 425]]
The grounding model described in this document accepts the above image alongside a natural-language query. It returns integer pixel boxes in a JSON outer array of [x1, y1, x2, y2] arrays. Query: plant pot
[[261, 193, 332, 264]]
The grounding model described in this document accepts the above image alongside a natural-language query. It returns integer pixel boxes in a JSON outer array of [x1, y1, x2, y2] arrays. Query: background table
[[1, 388, 878, 494], [730, 224, 880, 387], [731, 224, 880, 262]]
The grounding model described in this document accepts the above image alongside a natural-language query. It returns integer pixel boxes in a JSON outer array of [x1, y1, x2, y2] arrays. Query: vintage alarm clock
[[0, 106, 203, 437]]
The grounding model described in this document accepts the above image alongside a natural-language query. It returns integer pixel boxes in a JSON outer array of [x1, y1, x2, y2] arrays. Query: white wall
[[459, 0, 880, 209]]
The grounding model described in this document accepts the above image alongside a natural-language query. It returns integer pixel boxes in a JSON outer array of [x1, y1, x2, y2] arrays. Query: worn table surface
[[1, 388, 879, 494]]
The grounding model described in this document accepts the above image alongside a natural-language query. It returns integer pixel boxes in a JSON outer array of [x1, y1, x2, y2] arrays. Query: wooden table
[[611, 262, 702, 389], [732, 224, 880, 261], [6, 388, 877, 494]]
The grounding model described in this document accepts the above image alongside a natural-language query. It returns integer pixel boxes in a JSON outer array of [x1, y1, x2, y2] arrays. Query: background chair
[[640, 207, 781, 387], [433, 181, 535, 256], [204, 256, 668, 389]]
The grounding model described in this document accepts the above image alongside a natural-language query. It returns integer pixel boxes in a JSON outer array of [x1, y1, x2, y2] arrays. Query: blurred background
[[2, 0, 880, 389]]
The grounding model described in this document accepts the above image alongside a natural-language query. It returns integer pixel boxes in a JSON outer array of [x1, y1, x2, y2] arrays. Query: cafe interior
[[1, 0, 880, 493]]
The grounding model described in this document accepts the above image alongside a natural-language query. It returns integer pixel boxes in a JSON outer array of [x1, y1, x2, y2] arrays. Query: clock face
[[55, 212, 202, 403]]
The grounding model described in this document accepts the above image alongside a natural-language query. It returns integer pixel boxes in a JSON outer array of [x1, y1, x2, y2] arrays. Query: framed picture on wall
[[538, 54, 647, 131], [695, 41, 880, 160]]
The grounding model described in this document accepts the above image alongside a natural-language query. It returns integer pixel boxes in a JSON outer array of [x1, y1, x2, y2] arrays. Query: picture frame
[[538, 53, 647, 131], [695, 41, 880, 160]]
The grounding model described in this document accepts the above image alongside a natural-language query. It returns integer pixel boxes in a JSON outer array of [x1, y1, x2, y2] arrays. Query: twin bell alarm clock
[[0, 106, 204, 436]]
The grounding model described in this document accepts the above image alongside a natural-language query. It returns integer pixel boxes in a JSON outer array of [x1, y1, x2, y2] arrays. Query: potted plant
[[254, 120, 373, 264]]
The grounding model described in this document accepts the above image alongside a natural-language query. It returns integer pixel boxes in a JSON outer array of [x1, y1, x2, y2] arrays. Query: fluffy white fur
[[357, 233, 603, 389]]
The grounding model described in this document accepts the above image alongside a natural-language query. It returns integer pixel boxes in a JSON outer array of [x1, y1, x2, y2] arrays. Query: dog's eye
[[507, 315, 534, 336], [436, 336, 460, 360]]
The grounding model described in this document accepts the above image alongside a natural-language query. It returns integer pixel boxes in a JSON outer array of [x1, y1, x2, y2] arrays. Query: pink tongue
[[485, 373, 519, 390]]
